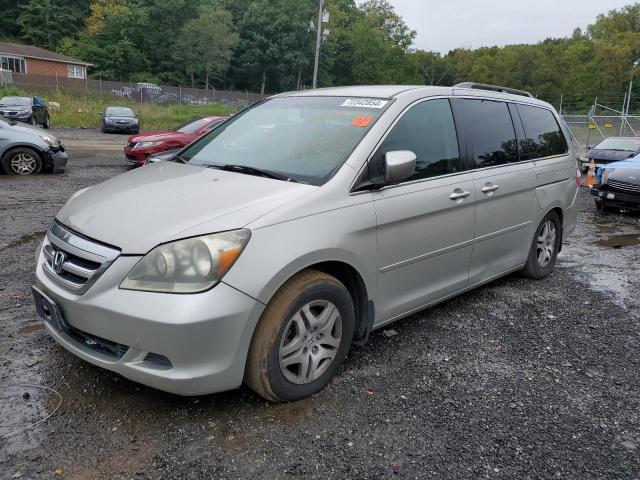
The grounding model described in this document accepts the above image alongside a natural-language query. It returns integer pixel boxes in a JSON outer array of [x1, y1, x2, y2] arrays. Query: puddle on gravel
[[0, 230, 46, 252], [596, 234, 640, 248], [18, 323, 44, 334], [0, 383, 62, 455]]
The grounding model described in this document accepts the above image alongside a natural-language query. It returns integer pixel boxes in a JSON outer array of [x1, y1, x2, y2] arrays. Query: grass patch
[[0, 86, 238, 130]]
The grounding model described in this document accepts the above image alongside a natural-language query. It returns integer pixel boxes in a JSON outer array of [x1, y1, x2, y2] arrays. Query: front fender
[[222, 201, 378, 306]]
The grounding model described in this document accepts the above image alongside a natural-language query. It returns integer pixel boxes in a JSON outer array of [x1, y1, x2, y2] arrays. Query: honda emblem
[[52, 251, 66, 274]]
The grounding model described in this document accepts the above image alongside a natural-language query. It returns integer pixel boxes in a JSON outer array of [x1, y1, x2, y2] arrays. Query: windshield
[[594, 137, 640, 152], [105, 107, 134, 117], [0, 96, 30, 107], [178, 96, 388, 185], [177, 117, 211, 133]]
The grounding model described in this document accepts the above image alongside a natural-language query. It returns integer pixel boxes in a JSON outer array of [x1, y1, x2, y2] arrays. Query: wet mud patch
[[596, 233, 640, 248], [0, 230, 46, 252]]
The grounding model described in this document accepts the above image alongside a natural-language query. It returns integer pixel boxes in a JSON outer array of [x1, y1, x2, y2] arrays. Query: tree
[[231, 0, 316, 93], [67, 1, 151, 80], [174, 4, 238, 89], [16, 0, 90, 50]]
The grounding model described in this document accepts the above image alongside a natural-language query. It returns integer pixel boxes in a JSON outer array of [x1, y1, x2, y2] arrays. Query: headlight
[[41, 135, 57, 147], [120, 229, 251, 293], [135, 141, 162, 148]]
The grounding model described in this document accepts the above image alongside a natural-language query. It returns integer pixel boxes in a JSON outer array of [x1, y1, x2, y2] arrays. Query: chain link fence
[[9, 74, 265, 108], [562, 114, 640, 154]]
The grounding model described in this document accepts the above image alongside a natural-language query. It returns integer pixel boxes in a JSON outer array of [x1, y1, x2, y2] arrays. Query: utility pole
[[312, 0, 324, 89]]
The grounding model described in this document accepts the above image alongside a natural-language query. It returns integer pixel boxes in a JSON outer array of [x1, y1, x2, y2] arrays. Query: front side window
[[459, 99, 519, 168], [517, 104, 568, 159], [179, 96, 387, 185], [373, 99, 460, 181]]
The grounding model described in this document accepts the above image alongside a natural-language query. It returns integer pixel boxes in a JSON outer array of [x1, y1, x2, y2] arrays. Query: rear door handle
[[481, 183, 500, 193], [449, 190, 471, 201]]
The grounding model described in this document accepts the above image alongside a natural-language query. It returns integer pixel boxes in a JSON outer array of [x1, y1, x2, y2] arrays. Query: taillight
[[576, 169, 581, 186]]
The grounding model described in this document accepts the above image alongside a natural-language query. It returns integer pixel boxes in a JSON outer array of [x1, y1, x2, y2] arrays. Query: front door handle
[[449, 189, 471, 201], [481, 183, 500, 193]]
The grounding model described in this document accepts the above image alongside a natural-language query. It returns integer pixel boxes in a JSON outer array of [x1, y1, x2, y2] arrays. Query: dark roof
[[0, 42, 92, 66]]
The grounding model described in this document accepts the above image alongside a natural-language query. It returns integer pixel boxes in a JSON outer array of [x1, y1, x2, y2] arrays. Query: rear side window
[[458, 99, 519, 168], [516, 104, 568, 159], [375, 99, 460, 181]]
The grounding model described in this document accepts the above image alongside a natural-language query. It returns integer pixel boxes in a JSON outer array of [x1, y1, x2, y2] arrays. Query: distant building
[[0, 42, 91, 80]]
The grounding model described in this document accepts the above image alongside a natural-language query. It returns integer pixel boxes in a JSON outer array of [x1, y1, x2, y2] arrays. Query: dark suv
[[0, 96, 50, 128]]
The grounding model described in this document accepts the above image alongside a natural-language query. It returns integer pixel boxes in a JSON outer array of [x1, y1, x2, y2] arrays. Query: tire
[[594, 198, 616, 213], [42, 114, 50, 129], [523, 211, 562, 279], [1, 148, 43, 175], [245, 269, 355, 402]]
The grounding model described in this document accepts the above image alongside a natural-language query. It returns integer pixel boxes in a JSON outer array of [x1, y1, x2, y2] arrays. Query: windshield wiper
[[207, 164, 297, 182]]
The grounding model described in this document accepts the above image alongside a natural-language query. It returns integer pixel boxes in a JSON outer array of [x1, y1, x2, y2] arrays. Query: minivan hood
[[57, 162, 314, 254]]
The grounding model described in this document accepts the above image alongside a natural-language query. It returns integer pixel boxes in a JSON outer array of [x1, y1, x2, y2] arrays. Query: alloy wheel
[[10, 153, 38, 175], [279, 300, 342, 385], [536, 220, 557, 268]]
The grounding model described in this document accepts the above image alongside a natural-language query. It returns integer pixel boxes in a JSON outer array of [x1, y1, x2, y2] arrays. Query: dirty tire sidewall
[[245, 270, 355, 402], [1, 147, 42, 175], [523, 211, 561, 279]]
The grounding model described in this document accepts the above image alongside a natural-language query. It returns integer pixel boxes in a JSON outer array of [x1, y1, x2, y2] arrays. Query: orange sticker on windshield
[[352, 115, 373, 127]]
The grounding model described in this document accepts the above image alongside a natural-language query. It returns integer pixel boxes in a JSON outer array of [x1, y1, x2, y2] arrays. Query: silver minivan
[[33, 83, 579, 401]]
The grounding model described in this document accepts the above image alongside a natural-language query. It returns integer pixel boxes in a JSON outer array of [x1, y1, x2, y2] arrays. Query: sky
[[384, 0, 633, 54]]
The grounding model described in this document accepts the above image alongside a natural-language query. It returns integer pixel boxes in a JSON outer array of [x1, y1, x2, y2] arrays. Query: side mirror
[[384, 150, 416, 184]]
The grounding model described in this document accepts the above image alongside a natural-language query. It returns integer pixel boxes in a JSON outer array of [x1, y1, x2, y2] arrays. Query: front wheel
[[245, 270, 355, 402], [42, 114, 50, 129], [523, 211, 562, 279], [1, 148, 43, 175]]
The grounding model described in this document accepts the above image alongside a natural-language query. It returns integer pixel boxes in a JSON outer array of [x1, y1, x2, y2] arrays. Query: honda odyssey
[[33, 83, 579, 401]]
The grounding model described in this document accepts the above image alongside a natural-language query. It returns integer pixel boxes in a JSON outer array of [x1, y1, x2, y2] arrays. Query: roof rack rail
[[453, 82, 534, 98]]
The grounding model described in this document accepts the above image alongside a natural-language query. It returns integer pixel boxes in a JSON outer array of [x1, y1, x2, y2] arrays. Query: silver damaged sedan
[[33, 84, 579, 401]]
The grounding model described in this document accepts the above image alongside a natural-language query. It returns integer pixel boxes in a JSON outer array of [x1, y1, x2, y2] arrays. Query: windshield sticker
[[341, 98, 388, 109], [352, 115, 373, 127]]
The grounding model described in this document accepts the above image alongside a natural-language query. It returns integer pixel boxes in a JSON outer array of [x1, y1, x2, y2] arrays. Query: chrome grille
[[608, 179, 640, 193], [42, 221, 120, 294]]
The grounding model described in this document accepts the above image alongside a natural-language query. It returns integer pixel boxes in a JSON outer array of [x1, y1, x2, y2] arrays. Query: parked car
[[101, 106, 139, 134], [32, 83, 578, 401], [0, 114, 66, 174], [124, 115, 228, 165], [144, 147, 181, 164], [0, 95, 50, 128], [579, 136, 640, 172], [590, 156, 640, 211]]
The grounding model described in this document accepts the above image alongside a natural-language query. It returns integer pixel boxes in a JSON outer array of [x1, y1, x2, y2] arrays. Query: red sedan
[[124, 115, 229, 165]]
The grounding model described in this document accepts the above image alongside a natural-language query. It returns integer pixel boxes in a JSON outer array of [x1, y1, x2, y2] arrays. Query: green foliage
[[174, 5, 238, 88], [16, 0, 90, 50]]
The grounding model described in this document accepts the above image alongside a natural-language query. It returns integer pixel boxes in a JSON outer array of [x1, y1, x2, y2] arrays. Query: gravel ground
[[1, 135, 639, 479]]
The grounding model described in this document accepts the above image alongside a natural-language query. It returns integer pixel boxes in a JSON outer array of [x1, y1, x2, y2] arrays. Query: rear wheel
[[42, 114, 50, 129], [245, 270, 355, 402], [523, 211, 561, 279], [1, 148, 42, 175]]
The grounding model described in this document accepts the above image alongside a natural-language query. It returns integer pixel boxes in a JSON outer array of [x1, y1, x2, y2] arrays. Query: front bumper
[[590, 184, 640, 209], [45, 149, 68, 173], [34, 248, 265, 396], [123, 146, 161, 165]]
